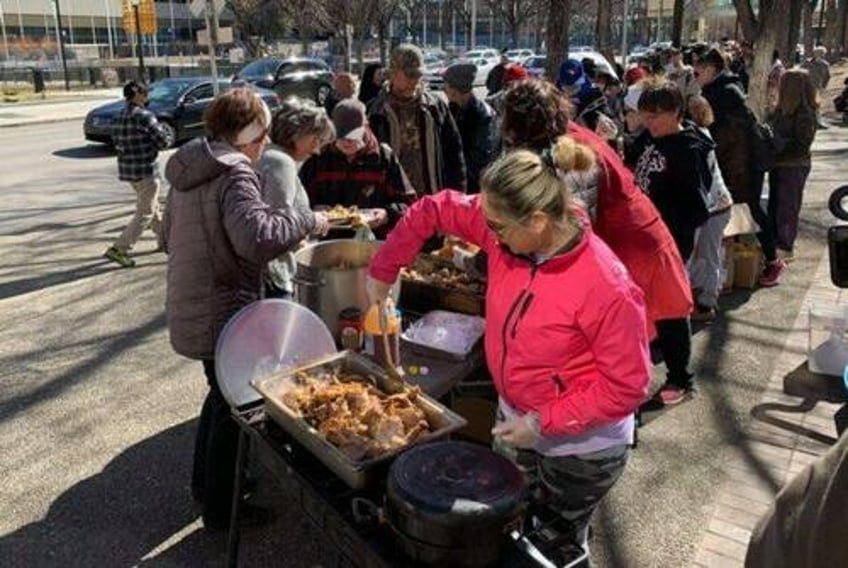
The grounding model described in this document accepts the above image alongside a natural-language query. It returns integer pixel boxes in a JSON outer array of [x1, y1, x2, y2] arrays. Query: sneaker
[[777, 249, 795, 263], [758, 259, 786, 287], [103, 247, 135, 268], [691, 304, 717, 322], [657, 385, 691, 406]]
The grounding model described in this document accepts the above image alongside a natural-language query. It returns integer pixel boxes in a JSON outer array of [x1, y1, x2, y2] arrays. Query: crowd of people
[[103, 39, 828, 563]]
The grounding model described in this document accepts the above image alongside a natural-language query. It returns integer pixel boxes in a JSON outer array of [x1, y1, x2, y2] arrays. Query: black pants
[[192, 360, 239, 525], [747, 172, 778, 263], [768, 166, 811, 253], [654, 318, 693, 389]]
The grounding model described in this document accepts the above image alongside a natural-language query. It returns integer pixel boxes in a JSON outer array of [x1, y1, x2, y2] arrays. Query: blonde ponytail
[[551, 135, 596, 173], [481, 136, 595, 225]]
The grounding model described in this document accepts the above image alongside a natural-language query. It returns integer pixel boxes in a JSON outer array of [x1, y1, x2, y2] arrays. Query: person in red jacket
[[500, 79, 694, 405], [368, 138, 650, 565]]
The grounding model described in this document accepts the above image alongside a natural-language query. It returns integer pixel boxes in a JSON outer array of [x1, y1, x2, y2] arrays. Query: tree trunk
[[534, 9, 543, 52], [671, 0, 685, 46], [344, 24, 353, 73], [839, 0, 848, 57], [802, 1, 815, 61], [780, 0, 803, 65], [378, 23, 388, 64], [356, 27, 366, 75], [732, 0, 759, 44], [748, 0, 793, 119], [546, 0, 570, 81], [824, 0, 839, 53], [440, 3, 449, 49], [595, 0, 614, 63]]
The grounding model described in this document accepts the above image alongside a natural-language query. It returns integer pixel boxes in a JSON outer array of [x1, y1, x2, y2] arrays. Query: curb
[[0, 115, 87, 128]]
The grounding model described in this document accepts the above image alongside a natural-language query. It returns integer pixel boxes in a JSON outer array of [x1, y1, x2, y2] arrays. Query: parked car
[[521, 50, 618, 81], [505, 48, 534, 63], [423, 60, 447, 91], [523, 55, 548, 79], [232, 57, 334, 105], [83, 77, 280, 146], [571, 49, 619, 81], [462, 49, 501, 86]]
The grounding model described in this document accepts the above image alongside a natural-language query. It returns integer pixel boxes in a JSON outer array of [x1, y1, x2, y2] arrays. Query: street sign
[[189, 0, 225, 18], [197, 27, 233, 46]]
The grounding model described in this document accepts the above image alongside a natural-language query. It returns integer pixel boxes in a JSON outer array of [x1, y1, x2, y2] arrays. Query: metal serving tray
[[400, 255, 486, 317], [251, 350, 467, 489]]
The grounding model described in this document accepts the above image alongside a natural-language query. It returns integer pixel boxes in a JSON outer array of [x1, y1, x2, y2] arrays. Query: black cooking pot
[[385, 441, 526, 567]]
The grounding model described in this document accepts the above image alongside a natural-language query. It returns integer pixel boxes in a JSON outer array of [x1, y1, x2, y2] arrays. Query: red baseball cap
[[623, 66, 648, 86], [503, 63, 529, 85]]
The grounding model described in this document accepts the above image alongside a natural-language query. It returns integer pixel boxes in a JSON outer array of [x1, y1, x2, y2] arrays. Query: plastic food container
[[401, 310, 485, 361], [808, 302, 848, 376]]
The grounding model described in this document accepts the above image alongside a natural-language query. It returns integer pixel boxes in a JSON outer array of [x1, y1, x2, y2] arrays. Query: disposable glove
[[366, 274, 393, 306], [491, 412, 542, 449]]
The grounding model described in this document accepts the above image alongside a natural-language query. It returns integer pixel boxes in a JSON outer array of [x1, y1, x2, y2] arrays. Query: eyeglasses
[[486, 216, 515, 237]]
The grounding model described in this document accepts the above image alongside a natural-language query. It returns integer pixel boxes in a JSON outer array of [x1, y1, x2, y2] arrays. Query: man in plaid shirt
[[104, 81, 174, 268]]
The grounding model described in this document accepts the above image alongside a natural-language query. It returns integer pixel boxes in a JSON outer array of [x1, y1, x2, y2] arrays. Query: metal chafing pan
[[400, 254, 486, 316], [251, 350, 468, 489]]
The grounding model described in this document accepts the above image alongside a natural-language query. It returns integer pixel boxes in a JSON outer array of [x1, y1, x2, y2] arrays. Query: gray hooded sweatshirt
[[161, 137, 316, 360]]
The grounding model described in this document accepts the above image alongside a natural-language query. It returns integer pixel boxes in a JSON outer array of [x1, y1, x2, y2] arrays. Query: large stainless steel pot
[[293, 239, 398, 338]]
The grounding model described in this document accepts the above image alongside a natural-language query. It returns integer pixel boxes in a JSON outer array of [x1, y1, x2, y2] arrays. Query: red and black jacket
[[299, 129, 418, 236]]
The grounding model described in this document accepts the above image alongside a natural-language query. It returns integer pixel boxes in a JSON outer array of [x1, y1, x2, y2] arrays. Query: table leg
[[226, 427, 249, 568]]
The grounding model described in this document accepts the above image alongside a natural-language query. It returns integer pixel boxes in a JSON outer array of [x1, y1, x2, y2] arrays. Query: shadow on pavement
[[0, 419, 225, 566], [0, 312, 167, 424], [0, 260, 115, 301], [52, 145, 115, 159]]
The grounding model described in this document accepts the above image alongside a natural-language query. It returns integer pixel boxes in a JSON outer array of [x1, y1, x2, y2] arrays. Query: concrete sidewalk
[[0, 89, 122, 128], [691, 126, 847, 567]]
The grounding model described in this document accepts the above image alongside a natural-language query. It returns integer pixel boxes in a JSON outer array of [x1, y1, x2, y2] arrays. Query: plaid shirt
[[113, 104, 173, 181]]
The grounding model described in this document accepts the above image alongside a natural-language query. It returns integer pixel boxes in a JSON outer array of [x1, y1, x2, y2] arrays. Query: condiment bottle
[[363, 299, 401, 369]]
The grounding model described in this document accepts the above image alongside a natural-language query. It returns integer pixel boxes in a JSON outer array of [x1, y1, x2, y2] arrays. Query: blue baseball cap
[[557, 59, 584, 87]]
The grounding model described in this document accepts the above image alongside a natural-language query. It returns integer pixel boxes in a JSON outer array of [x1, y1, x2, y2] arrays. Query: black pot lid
[[389, 441, 525, 517]]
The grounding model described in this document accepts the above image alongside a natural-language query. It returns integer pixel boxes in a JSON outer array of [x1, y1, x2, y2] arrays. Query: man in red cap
[[486, 62, 529, 117]]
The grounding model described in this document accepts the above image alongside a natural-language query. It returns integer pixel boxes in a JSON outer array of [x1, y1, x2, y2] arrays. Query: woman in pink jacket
[[368, 137, 651, 563]]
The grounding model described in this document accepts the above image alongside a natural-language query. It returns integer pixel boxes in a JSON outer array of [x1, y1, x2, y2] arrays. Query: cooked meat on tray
[[282, 369, 430, 460], [326, 204, 360, 222], [401, 265, 483, 294]]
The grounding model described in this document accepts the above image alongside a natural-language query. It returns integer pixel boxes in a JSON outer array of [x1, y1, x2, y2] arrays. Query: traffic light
[[122, 0, 157, 36]]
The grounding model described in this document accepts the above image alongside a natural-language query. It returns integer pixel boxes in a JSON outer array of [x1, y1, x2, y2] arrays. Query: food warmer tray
[[251, 350, 467, 489]]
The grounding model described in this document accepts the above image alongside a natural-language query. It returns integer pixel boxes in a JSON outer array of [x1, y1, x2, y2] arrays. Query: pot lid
[[214, 299, 337, 408], [389, 441, 525, 517]]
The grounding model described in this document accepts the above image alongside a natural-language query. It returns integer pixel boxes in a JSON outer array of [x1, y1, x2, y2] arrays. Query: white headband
[[234, 95, 272, 146]]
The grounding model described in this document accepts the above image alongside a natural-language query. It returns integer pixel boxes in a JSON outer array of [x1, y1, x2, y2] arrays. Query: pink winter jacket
[[369, 190, 651, 436]]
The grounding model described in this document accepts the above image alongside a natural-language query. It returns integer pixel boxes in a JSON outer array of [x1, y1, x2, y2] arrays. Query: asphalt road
[[0, 120, 845, 567]]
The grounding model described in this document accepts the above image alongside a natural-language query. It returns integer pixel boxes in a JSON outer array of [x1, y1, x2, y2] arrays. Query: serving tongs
[[377, 299, 408, 394]]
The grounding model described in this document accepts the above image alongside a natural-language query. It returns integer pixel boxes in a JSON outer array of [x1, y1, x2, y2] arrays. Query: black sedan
[[233, 57, 334, 106], [83, 77, 280, 146]]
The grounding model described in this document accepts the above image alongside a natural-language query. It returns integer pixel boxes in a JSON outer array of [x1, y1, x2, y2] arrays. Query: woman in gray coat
[[160, 88, 329, 529], [255, 97, 335, 298]]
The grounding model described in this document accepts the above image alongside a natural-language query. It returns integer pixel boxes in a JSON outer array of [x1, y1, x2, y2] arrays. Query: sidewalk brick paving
[[692, 248, 843, 567]]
